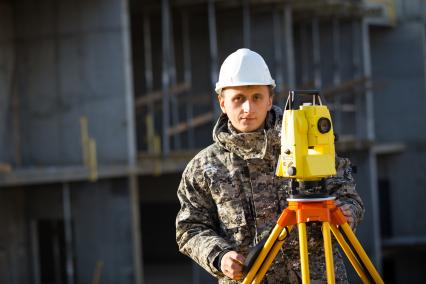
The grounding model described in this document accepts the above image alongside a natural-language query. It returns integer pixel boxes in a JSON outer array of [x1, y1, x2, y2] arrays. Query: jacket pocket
[[217, 199, 247, 229]]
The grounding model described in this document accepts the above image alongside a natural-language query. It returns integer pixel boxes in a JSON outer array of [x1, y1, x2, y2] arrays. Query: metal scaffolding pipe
[[243, 0, 251, 48], [300, 22, 309, 85], [120, 0, 137, 166], [161, 0, 171, 155], [30, 220, 41, 284], [362, 20, 375, 141], [208, 0, 220, 117], [182, 11, 195, 148], [169, 9, 181, 150], [312, 17, 321, 89], [332, 18, 342, 134], [143, 13, 156, 153], [423, 12, 426, 107], [273, 9, 283, 98], [143, 14, 154, 95], [332, 18, 341, 86], [284, 4, 295, 89], [129, 174, 144, 284], [62, 183, 75, 284], [182, 13, 192, 87], [352, 20, 364, 139]]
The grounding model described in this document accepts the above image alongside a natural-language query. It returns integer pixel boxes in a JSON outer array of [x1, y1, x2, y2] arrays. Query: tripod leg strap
[[243, 224, 285, 284], [251, 226, 293, 284]]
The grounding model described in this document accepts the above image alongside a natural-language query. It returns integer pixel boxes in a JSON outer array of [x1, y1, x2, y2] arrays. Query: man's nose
[[242, 99, 254, 113]]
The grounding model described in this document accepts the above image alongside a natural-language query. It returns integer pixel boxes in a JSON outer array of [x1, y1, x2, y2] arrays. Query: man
[[176, 48, 364, 283]]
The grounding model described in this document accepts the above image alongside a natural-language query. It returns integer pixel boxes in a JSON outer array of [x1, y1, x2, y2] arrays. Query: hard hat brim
[[215, 81, 276, 94]]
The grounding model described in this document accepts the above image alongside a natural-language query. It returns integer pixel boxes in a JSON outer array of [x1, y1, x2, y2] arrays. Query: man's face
[[219, 85, 272, 133]]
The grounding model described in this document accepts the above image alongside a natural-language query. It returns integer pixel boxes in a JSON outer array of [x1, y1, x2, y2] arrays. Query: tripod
[[242, 196, 384, 284]]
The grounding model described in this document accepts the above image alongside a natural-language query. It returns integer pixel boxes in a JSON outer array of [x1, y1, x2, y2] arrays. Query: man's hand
[[336, 200, 355, 230], [220, 251, 246, 280]]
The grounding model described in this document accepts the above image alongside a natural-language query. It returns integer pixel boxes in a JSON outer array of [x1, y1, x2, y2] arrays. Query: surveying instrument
[[242, 90, 384, 284]]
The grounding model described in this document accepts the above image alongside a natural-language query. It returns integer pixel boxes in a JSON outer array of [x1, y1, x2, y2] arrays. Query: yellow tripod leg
[[243, 224, 284, 284], [298, 222, 310, 284], [322, 222, 335, 284], [329, 224, 370, 283], [340, 223, 384, 284], [252, 226, 293, 284]]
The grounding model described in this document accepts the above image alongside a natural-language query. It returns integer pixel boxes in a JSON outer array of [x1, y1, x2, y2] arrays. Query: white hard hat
[[215, 48, 276, 94]]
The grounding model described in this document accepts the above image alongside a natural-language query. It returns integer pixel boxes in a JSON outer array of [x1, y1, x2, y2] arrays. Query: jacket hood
[[213, 105, 283, 160]]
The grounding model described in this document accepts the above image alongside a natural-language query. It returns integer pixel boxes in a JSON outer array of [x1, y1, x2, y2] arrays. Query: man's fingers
[[226, 271, 243, 280], [221, 251, 245, 280], [233, 253, 245, 265], [224, 251, 245, 266], [229, 260, 243, 271], [223, 266, 243, 280]]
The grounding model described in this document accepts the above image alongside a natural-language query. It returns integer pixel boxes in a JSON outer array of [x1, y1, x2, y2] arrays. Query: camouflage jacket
[[176, 106, 364, 283]]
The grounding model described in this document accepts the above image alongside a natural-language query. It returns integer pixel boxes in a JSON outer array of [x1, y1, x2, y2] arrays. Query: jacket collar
[[213, 105, 282, 160]]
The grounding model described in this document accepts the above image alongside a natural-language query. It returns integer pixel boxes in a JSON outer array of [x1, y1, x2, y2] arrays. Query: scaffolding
[[135, 0, 375, 157]]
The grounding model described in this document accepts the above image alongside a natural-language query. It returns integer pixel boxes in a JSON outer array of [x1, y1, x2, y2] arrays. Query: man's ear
[[267, 95, 273, 111], [218, 95, 226, 114]]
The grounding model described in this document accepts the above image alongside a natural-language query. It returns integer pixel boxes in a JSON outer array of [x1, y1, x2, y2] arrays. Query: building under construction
[[0, 0, 425, 283]]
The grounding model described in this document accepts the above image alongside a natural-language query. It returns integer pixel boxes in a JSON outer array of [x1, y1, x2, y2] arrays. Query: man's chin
[[236, 124, 260, 133]]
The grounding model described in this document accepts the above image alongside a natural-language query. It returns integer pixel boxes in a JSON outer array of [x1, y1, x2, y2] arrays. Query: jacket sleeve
[[326, 156, 365, 229], [176, 158, 234, 277]]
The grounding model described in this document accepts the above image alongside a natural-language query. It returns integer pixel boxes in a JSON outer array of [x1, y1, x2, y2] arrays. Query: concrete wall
[[369, 0, 426, 281], [0, 188, 30, 284], [0, 1, 138, 284], [139, 173, 215, 283], [2, 0, 135, 167], [71, 179, 134, 284], [0, 179, 135, 284], [396, 0, 425, 20], [371, 23, 426, 143], [371, 18, 426, 236], [0, 1, 15, 164]]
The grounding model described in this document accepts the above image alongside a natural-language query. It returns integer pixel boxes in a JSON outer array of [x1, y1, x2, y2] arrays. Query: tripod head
[[276, 90, 336, 198]]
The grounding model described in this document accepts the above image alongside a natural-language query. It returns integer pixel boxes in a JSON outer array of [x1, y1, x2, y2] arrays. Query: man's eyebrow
[[231, 92, 244, 97]]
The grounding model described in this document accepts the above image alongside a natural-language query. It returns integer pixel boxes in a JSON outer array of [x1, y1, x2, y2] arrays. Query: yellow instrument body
[[276, 104, 336, 180]]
